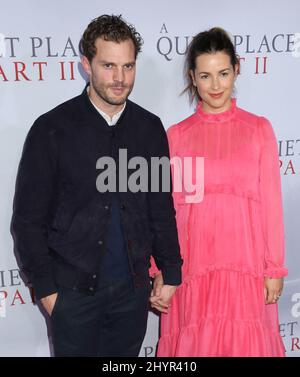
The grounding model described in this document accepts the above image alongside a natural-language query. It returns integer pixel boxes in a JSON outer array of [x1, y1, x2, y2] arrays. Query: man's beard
[[91, 78, 133, 106]]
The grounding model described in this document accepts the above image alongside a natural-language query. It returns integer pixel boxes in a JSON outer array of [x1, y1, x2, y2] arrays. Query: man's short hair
[[79, 14, 143, 62]]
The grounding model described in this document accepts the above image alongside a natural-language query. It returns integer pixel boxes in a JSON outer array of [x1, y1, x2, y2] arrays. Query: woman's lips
[[209, 92, 224, 99]]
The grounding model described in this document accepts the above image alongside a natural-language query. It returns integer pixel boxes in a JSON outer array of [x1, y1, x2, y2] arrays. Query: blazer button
[[92, 274, 97, 279], [89, 287, 94, 292], [98, 240, 103, 245], [104, 205, 109, 210]]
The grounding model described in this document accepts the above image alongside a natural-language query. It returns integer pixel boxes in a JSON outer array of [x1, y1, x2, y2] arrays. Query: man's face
[[82, 38, 136, 112]]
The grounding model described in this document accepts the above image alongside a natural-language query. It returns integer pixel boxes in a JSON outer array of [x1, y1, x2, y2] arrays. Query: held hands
[[40, 292, 58, 316], [264, 277, 283, 304], [149, 272, 177, 314]]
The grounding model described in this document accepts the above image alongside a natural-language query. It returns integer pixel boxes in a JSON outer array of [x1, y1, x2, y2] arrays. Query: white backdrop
[[1, 0, 300, 357]]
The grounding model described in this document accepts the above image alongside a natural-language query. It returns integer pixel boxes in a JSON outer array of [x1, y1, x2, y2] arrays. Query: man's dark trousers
[[51, 278, 150, 357], [51, 196, 150, 357]]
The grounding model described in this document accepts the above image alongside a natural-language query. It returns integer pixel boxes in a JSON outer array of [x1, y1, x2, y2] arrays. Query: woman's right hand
[[264, 277, 283, 304]]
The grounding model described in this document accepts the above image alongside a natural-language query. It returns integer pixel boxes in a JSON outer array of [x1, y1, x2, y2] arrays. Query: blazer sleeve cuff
[[161, 265, 182, 286]]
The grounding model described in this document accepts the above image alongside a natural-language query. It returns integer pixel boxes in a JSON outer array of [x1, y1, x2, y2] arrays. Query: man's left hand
[[149, 272, 177, 313]]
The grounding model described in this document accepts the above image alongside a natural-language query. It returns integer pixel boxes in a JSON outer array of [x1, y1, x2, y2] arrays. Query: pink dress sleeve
[[149, 256, 160, 277], [259, 117, 288, 278]]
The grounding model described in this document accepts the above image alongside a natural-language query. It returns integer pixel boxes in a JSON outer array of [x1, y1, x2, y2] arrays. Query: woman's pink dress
[[154, 99, 288, 357]]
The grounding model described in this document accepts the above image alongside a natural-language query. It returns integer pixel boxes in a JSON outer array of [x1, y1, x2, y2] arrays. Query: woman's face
[[190, 51, 238, 113]]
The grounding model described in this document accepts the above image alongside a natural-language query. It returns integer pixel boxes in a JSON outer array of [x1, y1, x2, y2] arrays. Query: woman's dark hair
[[79, 14, 143, 62], [184, 27, 239, 103]]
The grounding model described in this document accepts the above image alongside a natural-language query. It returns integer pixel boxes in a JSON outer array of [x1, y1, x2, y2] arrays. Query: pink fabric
[[149, 256, 160, 278], [157, 99, 287, 357]]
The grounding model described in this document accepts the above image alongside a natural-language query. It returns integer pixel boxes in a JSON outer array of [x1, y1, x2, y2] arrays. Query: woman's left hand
[[264, 277, 283, 304]]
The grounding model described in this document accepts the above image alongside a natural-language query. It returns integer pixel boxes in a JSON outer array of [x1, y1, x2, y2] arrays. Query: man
[[11, 15, 182, 357]]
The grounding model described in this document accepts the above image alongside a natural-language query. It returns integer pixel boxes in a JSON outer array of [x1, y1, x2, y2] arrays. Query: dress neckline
[[196, 98, 237, 123]]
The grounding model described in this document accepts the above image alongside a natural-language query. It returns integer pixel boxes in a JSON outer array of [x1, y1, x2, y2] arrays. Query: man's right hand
[[40, 292, 58, 316]]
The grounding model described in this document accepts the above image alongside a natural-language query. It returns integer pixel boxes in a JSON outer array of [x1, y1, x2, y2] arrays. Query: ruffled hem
[[157, 269, 285, 357], [157, 318, 285, 357], [182, 263, 266, 283], [180, 263, 288, 283]]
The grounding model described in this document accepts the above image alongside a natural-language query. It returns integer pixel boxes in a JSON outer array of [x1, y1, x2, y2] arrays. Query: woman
[[150, 27, 287, 357]]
